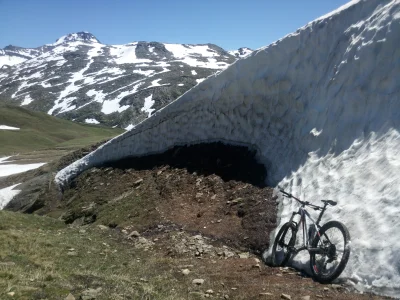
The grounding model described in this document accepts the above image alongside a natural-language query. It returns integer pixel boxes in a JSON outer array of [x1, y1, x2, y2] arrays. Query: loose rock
[[80, 287, 102, 300], [192, 279, 205, 285], [97, 225, 108, 230], [128, 230, 140, 238], [331, 284, 342, 289], [65, 293, 76, 300], [181, 268, 190, 275], [134, 178, 143, 185], [281, 294, 291, 300], [223, 250, 235, 258]]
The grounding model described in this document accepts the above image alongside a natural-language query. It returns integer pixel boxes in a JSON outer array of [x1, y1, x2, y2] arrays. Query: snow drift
[[55, 0, 400, 296]]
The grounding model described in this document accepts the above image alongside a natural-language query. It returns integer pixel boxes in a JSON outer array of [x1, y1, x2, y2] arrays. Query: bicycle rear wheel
[[310, 221, 351, 283], [271, 222, 296, 266]]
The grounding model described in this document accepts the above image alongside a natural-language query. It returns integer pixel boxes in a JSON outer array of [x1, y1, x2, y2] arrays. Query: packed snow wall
[[56, 0, 400, 296]]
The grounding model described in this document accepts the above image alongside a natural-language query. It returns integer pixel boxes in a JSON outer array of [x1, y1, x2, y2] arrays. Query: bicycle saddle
[[321, 200, 337, 206]]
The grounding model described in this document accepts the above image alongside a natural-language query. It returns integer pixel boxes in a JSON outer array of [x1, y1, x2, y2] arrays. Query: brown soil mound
[[61, 142, 277, 253]]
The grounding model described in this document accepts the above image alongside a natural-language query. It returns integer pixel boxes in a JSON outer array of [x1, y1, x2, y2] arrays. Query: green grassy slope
[[0, 210, 186, 300], [0, 104, 124, 155]]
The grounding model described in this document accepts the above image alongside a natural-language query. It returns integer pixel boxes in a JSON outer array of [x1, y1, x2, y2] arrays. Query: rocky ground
[[112, 225, 387, 300], [55, 143, 275, 253], [1, 142, 392, 299]]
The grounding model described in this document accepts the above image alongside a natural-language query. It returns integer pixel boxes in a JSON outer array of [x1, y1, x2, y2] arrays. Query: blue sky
[[0, 0, 349, 50]]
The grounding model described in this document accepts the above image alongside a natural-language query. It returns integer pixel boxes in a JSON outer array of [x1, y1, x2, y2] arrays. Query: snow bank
[[0, 163, 46, 177], [0, 156, 12, 163], [0, 184, 21, 210], [0, 125, 20, 130], [55, 0, 400, 296]]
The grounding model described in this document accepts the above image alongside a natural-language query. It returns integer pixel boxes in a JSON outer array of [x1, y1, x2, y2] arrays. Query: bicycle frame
[[287, 206, 326, 254]]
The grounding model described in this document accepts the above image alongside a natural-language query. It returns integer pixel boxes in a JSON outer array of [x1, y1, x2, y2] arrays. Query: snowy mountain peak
[[54, 32, 101, 45]]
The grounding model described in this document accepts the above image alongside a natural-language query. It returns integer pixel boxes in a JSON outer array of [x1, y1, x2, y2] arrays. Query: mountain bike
[[271, 189, 351, 283]]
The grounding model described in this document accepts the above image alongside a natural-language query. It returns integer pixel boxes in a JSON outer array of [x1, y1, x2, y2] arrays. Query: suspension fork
[[284, 211, 300, 252]]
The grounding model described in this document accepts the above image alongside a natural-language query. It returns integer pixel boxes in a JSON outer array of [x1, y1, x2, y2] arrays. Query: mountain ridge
[[0, 32, 253, 128]]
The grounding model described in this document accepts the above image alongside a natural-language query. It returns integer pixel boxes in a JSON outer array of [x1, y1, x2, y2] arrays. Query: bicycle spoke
[[313, 224, 347, 278]]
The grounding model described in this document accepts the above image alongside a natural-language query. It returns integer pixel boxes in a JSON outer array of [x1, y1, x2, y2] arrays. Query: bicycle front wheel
[[310, 221, 351, 283], [271, 222, 296, 267]]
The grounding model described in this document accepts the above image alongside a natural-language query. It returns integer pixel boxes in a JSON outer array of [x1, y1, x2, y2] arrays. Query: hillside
[[54, 0, 400, 297], [0, 104, 123, 155], [1, 207, 388, 300], [0, 142, 387, 299], [0, 33, 252, 129]]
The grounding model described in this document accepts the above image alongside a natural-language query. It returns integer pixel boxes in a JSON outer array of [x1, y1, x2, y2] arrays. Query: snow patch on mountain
[[196, 78, 206, 84], [148, 79, 169, 88], [141, 94, 155, 117], [21, 95, 34, 106], [85, 118, 100, 124], [0, 46, 43, 68], [165, 43, 230, 69], [110, 44, 153, 65], [229, 47, 254, 58], [0, 55, 27, 67], [133, 69, 155, 76]]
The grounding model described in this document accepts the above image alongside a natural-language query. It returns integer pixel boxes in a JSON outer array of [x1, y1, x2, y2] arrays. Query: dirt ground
[[59, 142, 276, 254], [3, 142, 392, 299]]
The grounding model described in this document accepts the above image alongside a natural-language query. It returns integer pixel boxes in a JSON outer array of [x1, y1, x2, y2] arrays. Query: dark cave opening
[[104, 142, 267, 187]]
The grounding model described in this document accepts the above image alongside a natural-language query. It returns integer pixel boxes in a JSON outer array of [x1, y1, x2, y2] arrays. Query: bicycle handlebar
[[279, 189, 323, 210]]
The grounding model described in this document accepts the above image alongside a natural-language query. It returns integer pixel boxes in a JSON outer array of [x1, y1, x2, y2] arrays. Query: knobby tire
[[310, 220, 351, 283], [271, 222, 296, 267]]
